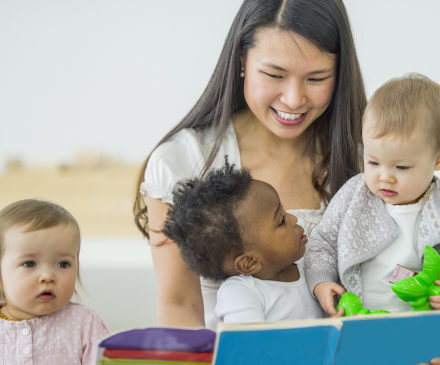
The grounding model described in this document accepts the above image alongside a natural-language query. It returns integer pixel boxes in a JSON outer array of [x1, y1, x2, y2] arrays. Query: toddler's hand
[[429, 280, 440, 310], [314, 281, 346, 315], [417, 356, 440, 365], [329, 307, 344, 319]]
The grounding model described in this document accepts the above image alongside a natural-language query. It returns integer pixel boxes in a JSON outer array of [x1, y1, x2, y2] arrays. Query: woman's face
[[243, 28, 337, 140]]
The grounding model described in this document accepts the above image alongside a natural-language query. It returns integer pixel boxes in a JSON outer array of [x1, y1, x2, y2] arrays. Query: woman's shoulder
[[142, 123, 240, 203]]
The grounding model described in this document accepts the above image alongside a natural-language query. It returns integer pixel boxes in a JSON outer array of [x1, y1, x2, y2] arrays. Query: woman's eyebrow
[[260, 62, 288, 73], [307, 68, 334, 75], [260, 62, 333, 76]]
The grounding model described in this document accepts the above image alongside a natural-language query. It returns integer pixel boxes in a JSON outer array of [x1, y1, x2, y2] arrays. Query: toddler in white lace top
[[305, 73, 440, 317], [0, 199, 110, 365]]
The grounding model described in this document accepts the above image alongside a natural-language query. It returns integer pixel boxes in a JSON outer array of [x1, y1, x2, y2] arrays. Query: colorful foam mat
[[100, 358, 210, 365], [99, 327, 216, 353], [103, 349, 213, 362]]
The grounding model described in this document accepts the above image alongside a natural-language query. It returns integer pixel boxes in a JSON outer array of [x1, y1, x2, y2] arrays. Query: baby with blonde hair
[[0, 199, 110, 365], [305, 73, 440, 316]]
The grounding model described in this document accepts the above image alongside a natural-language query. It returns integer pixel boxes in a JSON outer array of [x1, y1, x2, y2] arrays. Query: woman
[[134, 0, 365, 329]]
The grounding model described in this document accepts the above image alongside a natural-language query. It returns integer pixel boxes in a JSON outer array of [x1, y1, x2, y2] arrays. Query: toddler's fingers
[[435, 280, 440, 286], [429, 296, 440, 310], [430, 357, 440, 365], [333, 285, 346, 296], [329, 307, 344, 319], [325, 297, 337, 315]]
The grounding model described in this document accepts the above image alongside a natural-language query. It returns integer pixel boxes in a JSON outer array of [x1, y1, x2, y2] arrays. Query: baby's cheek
[[60, 274, 77, 299]]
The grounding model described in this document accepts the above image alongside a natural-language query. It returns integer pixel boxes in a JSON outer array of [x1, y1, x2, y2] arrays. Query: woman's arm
[[147, 193, 205, 327]]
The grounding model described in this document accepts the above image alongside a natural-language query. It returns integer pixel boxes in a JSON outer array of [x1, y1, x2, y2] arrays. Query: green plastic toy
[[391, 245, 440, 311], [337, 292, 390, 316]]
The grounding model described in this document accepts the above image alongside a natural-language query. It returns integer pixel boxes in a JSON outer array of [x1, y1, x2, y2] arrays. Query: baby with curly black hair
[[162, 157, 337, 323]]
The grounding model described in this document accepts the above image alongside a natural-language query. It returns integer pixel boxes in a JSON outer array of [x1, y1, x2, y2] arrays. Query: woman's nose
[[280, 82, 307, 110]]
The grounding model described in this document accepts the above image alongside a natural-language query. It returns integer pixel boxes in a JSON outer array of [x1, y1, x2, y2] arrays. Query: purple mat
[[99, 327, 216, 353]]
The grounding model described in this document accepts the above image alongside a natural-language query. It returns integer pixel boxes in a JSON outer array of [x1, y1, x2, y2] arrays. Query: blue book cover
[[213, 311, 440, 365]]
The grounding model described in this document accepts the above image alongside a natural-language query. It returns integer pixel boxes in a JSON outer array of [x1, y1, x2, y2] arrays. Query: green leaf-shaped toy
[[337, 292, 390, 316], [391, 245, 440, 311]]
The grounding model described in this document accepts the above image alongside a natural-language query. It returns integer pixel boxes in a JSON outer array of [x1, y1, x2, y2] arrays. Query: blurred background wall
[[1, 0, 439, 332]]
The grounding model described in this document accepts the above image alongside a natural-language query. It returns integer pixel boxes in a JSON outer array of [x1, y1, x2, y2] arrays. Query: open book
[[213, 310, 440, 365]]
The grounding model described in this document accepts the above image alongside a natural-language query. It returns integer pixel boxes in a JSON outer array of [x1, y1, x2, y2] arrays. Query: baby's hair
[[162, 156, 252, 283], [0, 199, 82, 301], [363, 72, 440, 151]]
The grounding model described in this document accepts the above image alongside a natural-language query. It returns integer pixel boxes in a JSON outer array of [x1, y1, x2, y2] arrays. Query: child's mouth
[[301, 234, 308, 244], [38, 290, 55, 301], [381, 189, 397, 198]]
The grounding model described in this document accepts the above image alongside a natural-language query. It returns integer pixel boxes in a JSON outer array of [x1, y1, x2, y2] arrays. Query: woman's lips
[[381, 189, 397, 197], [271, 108, 307, 126]]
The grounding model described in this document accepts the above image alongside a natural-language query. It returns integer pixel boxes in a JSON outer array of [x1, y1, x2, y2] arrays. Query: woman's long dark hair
[[134, 0, 366, 239]]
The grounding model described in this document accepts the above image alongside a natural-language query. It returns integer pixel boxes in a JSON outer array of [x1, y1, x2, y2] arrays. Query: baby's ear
[[235, 253, 262, 276], [435, 153, 440, 171]]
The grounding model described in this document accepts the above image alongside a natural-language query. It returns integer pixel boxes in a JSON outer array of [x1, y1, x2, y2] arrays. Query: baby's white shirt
[[361, 198, 425, 312], [141, 123, 325, 330], [215, 261, 323, 323]]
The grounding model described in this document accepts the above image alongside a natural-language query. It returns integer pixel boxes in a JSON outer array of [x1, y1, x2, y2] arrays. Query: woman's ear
[[235, 252, 262, 276]]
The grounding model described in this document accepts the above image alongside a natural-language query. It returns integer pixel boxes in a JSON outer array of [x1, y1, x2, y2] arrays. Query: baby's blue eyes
[[22, 261, 70, 268]]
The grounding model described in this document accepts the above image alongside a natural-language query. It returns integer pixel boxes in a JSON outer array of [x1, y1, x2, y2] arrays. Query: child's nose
[[289, 213, 298, 225], [379, 170, 396, 184], [39, 269, 56, 284]]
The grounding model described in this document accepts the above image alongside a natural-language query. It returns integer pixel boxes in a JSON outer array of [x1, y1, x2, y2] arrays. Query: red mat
[[103, 348, 213, 363]]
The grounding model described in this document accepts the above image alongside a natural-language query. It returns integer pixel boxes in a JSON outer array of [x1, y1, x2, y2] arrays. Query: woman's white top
[[140, 122, 325, 330], [361, 197, 426, 313]]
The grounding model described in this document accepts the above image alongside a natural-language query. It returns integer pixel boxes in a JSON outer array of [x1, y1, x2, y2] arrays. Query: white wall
[[1, 0, 440, 172], [76, 238, 157, 332]]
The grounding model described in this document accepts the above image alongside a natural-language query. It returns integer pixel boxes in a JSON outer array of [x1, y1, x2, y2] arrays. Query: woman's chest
[[247, 163, 321, 210]]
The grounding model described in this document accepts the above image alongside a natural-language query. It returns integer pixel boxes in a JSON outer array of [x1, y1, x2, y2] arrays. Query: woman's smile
[[271, 108, 308, 126]]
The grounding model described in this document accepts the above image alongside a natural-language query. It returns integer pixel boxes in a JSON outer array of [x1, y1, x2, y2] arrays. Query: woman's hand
[[429, 281, 440, 309], [147, 193, 205, 327], [313, 281, 346, 315]]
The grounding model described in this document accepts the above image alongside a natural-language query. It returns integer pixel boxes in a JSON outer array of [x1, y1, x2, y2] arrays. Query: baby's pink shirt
[[0, 302, 110, 365]]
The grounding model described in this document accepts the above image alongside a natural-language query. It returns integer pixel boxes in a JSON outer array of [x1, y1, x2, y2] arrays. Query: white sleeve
[[140, 123, 241, 204], [140, 129, 206, 204], [214, 276, 265, 324]]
